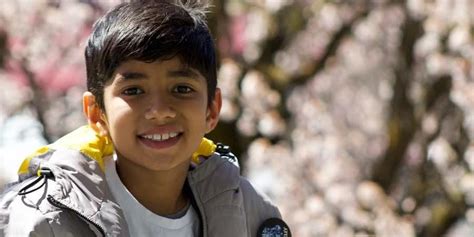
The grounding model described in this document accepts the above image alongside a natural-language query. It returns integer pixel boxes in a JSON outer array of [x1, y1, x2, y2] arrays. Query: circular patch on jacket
[[257, 218, 291, 237]]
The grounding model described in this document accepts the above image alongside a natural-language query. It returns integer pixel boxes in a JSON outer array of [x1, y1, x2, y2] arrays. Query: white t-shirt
[[104, 155, 200, 237]]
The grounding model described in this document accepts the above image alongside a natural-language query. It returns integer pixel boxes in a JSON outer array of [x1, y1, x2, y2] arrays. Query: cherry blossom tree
[[1, 0, 473, 236]]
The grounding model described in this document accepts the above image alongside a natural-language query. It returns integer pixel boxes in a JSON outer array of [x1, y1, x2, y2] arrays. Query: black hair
[[85, 0, 217, 109]]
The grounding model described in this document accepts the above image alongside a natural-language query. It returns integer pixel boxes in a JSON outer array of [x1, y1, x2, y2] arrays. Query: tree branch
[[371, 8, 423, 192], [291, 9, 369, 86]]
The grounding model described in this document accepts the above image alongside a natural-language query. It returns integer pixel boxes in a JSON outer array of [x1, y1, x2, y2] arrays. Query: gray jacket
[[0, 148, 281, 236]]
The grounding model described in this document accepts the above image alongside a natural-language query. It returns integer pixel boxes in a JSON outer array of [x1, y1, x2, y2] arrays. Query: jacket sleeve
[[239, 177, 283, 236]]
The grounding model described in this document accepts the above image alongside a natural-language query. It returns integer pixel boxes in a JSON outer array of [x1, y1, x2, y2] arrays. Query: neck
[[116, 157, 190, 216]]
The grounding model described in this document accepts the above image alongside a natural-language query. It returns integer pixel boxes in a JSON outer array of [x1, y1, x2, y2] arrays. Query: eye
[[122, 87, 144, 96], [173, 85, 194, 94]]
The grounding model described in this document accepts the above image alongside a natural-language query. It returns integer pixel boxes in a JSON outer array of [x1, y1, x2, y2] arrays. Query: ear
[[205, 88, 222, 133], [83, 92, 108, 136]]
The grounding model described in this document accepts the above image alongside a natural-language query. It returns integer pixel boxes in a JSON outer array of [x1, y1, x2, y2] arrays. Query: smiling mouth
[[138, 132, 183, 150], [140, 132, 180, 141]]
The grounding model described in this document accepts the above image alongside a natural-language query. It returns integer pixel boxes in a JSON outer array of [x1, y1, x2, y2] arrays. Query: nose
[[144, 95, 176, 121]]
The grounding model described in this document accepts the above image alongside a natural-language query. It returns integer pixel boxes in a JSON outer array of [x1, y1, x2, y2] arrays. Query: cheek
[[103, 99, 135, 134]]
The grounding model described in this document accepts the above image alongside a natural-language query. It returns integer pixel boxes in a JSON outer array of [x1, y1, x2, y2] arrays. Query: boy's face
[[87, 57, 220, 172]]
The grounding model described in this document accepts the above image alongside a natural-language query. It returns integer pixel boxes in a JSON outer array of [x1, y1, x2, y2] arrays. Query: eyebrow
[[116, 68, 201, 82], [167, 68, 201, 80], [118, 72, 147, 81]]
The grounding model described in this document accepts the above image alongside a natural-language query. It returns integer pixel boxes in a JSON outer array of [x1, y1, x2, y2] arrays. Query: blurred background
[[0, 0, 473, 236]]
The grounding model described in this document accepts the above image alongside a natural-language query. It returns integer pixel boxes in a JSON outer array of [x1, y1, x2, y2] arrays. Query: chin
[[145, 157, 190, 171]]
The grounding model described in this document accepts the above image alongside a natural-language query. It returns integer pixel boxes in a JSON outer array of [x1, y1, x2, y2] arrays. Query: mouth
[[138, 131, 183, 150], [140, 132, 180, 141]]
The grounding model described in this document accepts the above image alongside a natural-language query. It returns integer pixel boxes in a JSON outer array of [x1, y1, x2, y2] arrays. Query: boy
[[0, 0, 290, 236]]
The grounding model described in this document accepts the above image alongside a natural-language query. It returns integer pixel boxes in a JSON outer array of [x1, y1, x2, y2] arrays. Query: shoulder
[[238, 176, 293, 237], [238, 176, 286, 233], [238, 177, 281, 217], [1, 180, 104, 236], [0, 148, 109, 237], [194, 152, 281, 218], [191, 155, 288, 235], [0, 178, 93, 236], [199, 155, 285, 234]]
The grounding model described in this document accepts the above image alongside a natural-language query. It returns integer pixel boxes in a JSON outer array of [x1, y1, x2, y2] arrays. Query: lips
[[140, 132, 179, 141], [138, 127, 183, 150]]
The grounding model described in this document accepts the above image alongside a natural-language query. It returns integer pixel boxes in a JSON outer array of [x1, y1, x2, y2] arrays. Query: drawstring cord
[[18, 168, 54, 196]]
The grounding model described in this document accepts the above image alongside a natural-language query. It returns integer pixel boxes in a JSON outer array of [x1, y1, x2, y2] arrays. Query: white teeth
[[142, 132, 179, 141], [153, 134, 162, 141], [143, 134, 153, 139], [169, 132, 178, 138]]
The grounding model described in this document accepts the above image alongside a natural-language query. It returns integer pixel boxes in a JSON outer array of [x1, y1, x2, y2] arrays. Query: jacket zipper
[[47, 195, 106, 237]]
